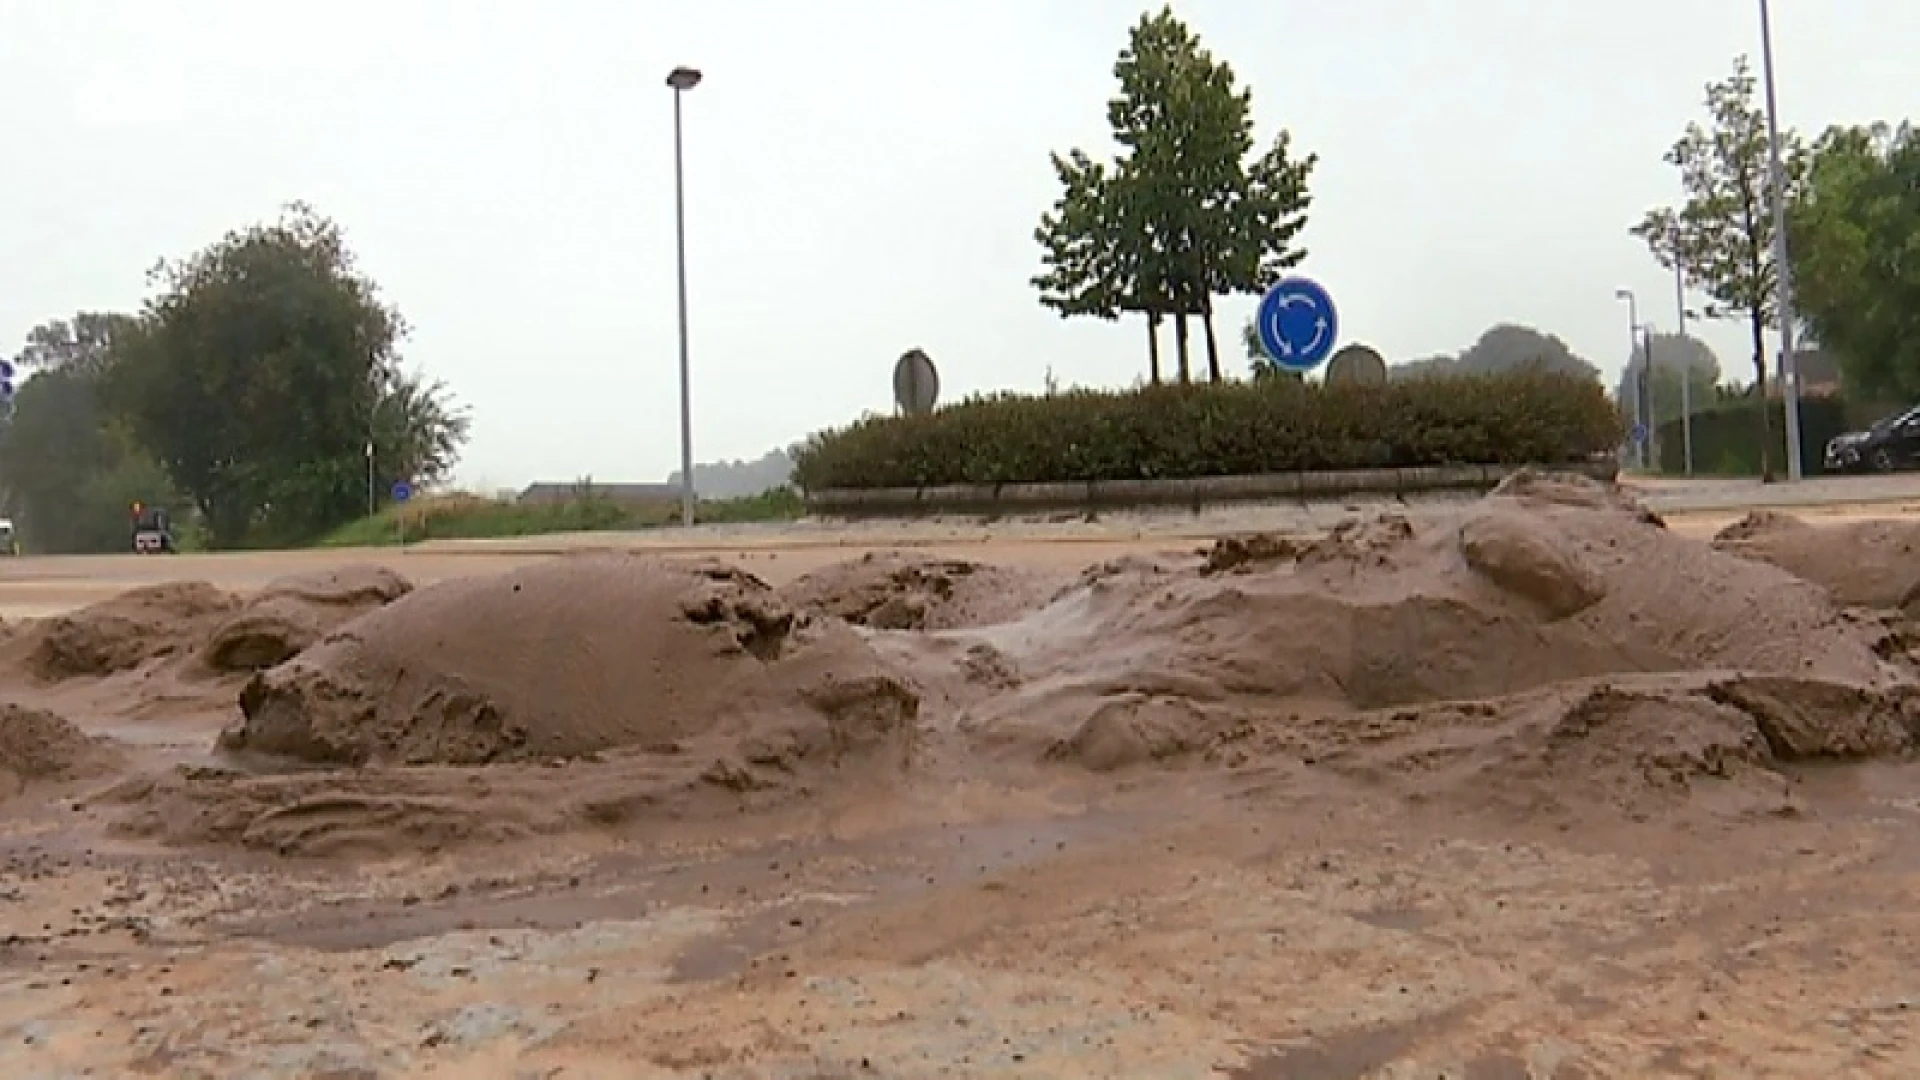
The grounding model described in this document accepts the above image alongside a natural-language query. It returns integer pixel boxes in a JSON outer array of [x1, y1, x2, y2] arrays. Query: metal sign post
[[392, 480, 413, 549]]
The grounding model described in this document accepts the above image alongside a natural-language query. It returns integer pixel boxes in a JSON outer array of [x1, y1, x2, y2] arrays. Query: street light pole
[[667, 65, 703, 527], [1615, 289, 1649, 470], [1672, 258, 1695, 476], [1759, 0, 1803, 481]]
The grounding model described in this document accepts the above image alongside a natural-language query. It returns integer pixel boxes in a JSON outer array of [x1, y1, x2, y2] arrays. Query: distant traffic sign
[[0, 359, 14, 380], [1255, 276, 1340, 373], [893, 348, 940, 415], [391, 481, 414, 503], [1630, 423, 1649, 444]]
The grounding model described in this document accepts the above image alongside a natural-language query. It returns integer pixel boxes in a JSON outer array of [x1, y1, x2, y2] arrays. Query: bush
[[792, 372, 1622, 490]]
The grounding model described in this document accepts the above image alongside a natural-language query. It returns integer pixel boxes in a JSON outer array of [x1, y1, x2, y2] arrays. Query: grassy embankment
[[315, 487, 804, 547]]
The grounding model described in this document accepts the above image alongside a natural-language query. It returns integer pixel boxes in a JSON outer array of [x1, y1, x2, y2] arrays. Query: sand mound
[[778, 552, 1056, 630], [1319, 673, 1918, 822], [199, 565, 414, 673], [1713, 512, 1920, 615], [0, 702, 122, 800], [30, 582, 241, 679], [219, 554, 919, 769], [971, 475, 1911, 785], [1489, 468, 1665, 524]]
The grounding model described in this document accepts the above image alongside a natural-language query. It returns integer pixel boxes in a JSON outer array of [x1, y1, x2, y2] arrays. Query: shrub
[[1654, 394, 1881, 476], [792, 372, 1622, 490]]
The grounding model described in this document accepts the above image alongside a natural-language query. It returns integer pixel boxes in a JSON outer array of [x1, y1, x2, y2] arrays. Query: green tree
[[1452, 324, 1599, 380], [1791, 122, 1920, 399], [0, 314, 176, 554], [1632, 55, 1805, 481], [105, 203, 467, 547], [1616, 331, 1722, 430], [1036, 6, 1315, 385], [1034, 151, 1168, 384]]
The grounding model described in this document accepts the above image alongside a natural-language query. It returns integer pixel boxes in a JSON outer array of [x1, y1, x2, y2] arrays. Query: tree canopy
[[1384, 324, 1599, 383], [1632, 55, 1803, 480], [2, 204, 468, 552], [1616, 332, 1722, 429], [1790, 122, 1920, 401], [1035, 6, 1315, 386]]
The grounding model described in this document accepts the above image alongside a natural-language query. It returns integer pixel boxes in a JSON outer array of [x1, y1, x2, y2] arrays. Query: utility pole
[[1759, 0, 1804, 480]]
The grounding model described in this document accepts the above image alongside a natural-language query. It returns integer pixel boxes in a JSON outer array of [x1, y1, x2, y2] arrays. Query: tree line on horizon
[[0, 204, 468, 554]]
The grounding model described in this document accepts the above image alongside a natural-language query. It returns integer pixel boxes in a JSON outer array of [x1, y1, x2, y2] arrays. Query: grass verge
[[314, 487, 804, 547]]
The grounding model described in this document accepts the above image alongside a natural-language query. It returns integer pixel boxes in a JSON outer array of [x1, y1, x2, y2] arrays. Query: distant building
[[1792, 349, 1842, 397], [1762, 348, 1841, 398], [516, 481, 680, 506]]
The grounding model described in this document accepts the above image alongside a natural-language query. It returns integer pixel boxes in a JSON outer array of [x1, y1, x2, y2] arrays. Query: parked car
[[1824, 405, 1920, 473]]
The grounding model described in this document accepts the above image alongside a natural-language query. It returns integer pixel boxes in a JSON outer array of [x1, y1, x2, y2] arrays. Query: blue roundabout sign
[[1255, 276, 1340, 374]]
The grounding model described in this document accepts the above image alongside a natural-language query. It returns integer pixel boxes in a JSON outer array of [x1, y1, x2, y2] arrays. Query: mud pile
[[1311, 672, 1917, 823], [0, 702, 122, 800], [199, 565, 414, 673], [778, 552, 1058, 630], [219, 554, 919, 770], [1712, 511, 1920, 615], [963, 473, 1918, 799], [29, 582, 241, 679]]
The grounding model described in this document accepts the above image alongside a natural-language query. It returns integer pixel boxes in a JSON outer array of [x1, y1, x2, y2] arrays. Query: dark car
[[1824, 405, 1920, 473]]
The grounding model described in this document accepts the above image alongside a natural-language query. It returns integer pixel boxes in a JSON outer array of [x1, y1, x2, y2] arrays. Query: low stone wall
[[805, 460, 1620, 516]]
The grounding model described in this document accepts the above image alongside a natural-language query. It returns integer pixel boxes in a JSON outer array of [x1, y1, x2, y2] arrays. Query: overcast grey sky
[[2, 1, 1913, 489]]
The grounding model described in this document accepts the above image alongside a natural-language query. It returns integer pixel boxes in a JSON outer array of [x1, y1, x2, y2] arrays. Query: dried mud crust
[[776, 551, 1061, 630], [963, 473, 1920, 809], [46, 470, 1920, 860], [219, 554, 920, 768], [1713, 510, 1920, 615], [0, 702, 124, 800], [27, 582, 240, 679], [199, 565, 414, 673]]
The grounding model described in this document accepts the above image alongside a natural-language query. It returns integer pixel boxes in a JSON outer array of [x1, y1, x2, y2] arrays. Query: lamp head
[[666, 67, 703, 91]]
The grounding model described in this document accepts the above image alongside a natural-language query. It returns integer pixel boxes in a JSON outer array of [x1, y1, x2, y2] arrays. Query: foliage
[[1790, 122, 1920, 400], [1631, 55, 1805, 480], [316, 487, 803, 548], [13, 313, 138, 378], [1382, 325, 1600, 384], [791, 372, 1620, 491], [0, 361, 170, 553], [667, 447, 796, 499], [1035, 6, 1315, 385], [1453, 325, 1597, 380], [1616, 332, 1722, 429], [102, 203, 468, 547], [1652, 393, 1861, 477]]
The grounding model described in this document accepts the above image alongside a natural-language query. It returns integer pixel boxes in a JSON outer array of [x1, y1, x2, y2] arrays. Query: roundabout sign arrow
[[1255, 276, 1339, 374]]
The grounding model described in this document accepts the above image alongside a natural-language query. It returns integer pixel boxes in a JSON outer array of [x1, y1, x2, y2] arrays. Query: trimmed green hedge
[[792, 372, 1622, 491], [1653, 395, 1873, 476]]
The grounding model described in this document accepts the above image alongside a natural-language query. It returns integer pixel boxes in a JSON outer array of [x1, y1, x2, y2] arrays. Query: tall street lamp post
[[1615, 289, 1655, 471], [667, 64, 702, 527], [1758, 0, 1803, 480], [1672, 256, 1695, 477]]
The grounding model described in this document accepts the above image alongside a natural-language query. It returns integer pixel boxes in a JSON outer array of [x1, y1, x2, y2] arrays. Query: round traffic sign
[[391, 481, 414, 503], [1256, 276, 1340, 373]]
